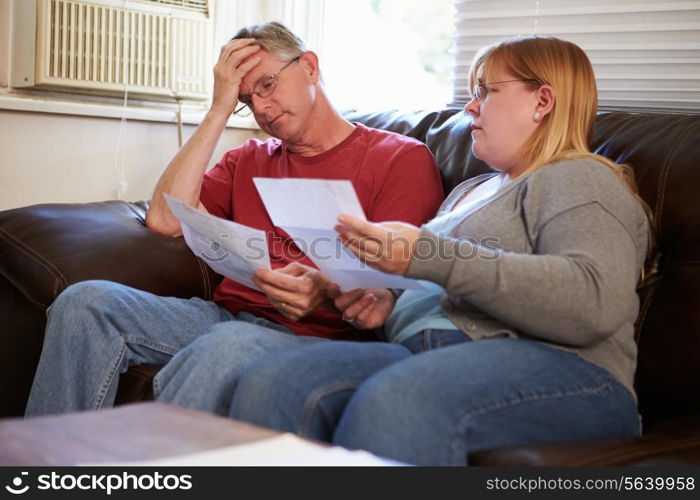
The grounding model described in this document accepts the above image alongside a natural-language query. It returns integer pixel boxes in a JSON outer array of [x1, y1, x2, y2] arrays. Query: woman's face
[[465, 64, 541, 177]]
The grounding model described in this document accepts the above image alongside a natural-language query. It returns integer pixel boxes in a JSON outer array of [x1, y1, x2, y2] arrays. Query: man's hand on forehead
[[210, 37, 263, 114], [229, 39, 268, 90], [223, 38, 259, 55], [221, 38, 261, 65]]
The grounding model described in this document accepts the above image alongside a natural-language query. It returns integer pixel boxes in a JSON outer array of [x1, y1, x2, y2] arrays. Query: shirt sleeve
[[367, 144, 445, 226], [199, 148, 240, 220], [406, 201, 646, 347]]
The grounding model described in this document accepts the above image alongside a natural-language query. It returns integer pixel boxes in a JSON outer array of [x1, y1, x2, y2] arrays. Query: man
[[25, 22, 443, 417]]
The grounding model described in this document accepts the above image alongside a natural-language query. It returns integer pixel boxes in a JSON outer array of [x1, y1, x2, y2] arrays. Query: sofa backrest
[[344, 108, 700, 427]]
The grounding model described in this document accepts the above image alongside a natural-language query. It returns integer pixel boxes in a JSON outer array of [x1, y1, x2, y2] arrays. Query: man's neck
[[286, 95, 356, 157]]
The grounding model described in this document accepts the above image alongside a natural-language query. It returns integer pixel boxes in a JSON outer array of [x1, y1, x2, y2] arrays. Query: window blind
[[452, 0, 700, 112]]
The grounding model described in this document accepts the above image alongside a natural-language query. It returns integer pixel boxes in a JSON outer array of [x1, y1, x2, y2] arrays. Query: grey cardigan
[[406, 158, 649, 400]]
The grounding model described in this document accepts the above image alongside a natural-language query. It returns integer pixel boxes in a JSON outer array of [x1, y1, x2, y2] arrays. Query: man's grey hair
[[231, 21, 306, 60]]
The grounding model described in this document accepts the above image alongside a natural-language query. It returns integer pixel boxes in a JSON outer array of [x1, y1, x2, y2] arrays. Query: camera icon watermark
[[200, 239, 231, 263], [5, 472, 29, 495]]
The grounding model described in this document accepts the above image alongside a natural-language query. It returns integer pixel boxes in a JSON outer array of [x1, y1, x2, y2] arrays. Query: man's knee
[[51, 280, 128, 314], [46, 280, 141, 346]]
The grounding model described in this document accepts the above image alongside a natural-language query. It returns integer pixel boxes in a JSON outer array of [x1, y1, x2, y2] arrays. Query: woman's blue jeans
[[230, 331, 641, 466]]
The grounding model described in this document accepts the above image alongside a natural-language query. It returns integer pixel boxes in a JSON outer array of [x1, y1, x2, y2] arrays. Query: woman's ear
[[534, 84, 556, 122], [299, 51, 320, 84]]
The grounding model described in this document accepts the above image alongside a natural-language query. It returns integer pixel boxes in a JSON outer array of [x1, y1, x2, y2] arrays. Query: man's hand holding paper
[[253, 263, 341, 321]]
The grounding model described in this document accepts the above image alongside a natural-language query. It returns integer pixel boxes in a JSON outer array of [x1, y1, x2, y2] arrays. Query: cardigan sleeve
[[405, 167, 649, 347]]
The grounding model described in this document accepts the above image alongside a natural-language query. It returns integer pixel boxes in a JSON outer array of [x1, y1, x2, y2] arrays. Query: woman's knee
[[338, 363, 420, 427], [232, 343, 410, 436], [332, 363, 436, 462], [184, 326, 272, 364], [232, 356, 296, 412], [232, 352, 351, 439], [233, 345, 353, 415]]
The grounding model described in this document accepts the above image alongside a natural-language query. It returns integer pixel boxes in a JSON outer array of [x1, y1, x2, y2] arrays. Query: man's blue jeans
[[25, 280, 326, 417], [230, 331, 641, 466]]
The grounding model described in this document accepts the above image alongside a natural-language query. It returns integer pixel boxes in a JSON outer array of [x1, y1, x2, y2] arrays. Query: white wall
[[0, 110, 265, 210], [0, 0, 300, 211]]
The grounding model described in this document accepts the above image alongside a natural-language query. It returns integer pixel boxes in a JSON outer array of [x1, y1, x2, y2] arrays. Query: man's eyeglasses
[[471, 78, 541, 101], [233, 56, 302, 116]]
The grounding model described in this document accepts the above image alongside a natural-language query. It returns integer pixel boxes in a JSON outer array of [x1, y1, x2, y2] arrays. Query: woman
[[229, 36, 651, 466]]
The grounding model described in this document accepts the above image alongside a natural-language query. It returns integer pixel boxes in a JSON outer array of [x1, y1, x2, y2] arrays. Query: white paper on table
[[253, 178, 425, 291], [164, 194, 271, 291], [84, 433, 408, 467]]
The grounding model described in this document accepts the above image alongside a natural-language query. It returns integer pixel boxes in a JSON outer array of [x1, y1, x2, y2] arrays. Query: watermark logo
[[200, 238, 231, 263], [2, 471, 193, 496], [5, 472, 29, 495], [196, 232, 502, 267]]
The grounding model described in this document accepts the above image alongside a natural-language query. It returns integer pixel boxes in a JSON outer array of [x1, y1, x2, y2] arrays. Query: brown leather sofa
[[1, 108, 699, 465]]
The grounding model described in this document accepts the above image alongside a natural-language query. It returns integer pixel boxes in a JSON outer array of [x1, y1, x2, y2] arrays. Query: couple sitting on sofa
[[26, 22, 650, 466]]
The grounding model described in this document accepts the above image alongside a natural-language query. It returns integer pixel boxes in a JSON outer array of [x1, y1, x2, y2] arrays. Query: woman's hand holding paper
[[335, 216, 420, 276]]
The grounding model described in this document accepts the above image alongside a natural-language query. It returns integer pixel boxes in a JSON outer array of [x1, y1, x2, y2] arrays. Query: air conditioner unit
[[11, 0, 212, 101]]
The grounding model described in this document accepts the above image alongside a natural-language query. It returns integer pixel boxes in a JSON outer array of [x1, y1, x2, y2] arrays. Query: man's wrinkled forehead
[[239, 48, 283, 94]]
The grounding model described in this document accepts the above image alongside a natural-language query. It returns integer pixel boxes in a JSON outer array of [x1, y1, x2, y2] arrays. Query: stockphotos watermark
[[199, 232, 501, 266], [3, 470, 192, 496]]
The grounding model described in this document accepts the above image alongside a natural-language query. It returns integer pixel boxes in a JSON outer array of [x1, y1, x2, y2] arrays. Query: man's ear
[[535, 84, 556, 120], [299, 51, 320, 84]]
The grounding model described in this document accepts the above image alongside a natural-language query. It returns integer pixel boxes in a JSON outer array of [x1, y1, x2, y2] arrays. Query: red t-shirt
[[199, 123, 444, 340]]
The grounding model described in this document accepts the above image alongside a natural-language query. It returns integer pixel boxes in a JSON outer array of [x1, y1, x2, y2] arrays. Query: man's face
[[238, 50, 316, 142]]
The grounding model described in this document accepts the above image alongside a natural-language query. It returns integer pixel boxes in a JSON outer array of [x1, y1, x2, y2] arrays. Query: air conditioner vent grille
[[133, 0, 208, 15], [48, 2, 170, 87], [31, 0, 211, 100]]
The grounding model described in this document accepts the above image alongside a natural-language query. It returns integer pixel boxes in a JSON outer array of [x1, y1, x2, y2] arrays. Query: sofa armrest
[[0, 200, 224, 415], [469, 416, 700, 466], [0, 200, 222, 309]]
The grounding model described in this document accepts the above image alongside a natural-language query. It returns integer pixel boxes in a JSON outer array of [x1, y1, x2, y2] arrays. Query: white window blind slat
[[452, 0, 700, 111], [454, 0, 700, 18]]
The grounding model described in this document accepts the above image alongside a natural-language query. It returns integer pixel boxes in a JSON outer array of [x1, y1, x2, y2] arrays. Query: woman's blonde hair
[[469, 36, 636, 192]]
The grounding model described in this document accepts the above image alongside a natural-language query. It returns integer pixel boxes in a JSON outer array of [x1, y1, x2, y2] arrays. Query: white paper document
[[253, 178, 367, 230], [164, 194, 270, 292], [91, 434, 407, 467], [253, 178, 425, 291]]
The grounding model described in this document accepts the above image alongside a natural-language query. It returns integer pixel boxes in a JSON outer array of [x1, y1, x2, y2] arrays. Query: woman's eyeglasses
[[471, 78, 542, 101]]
